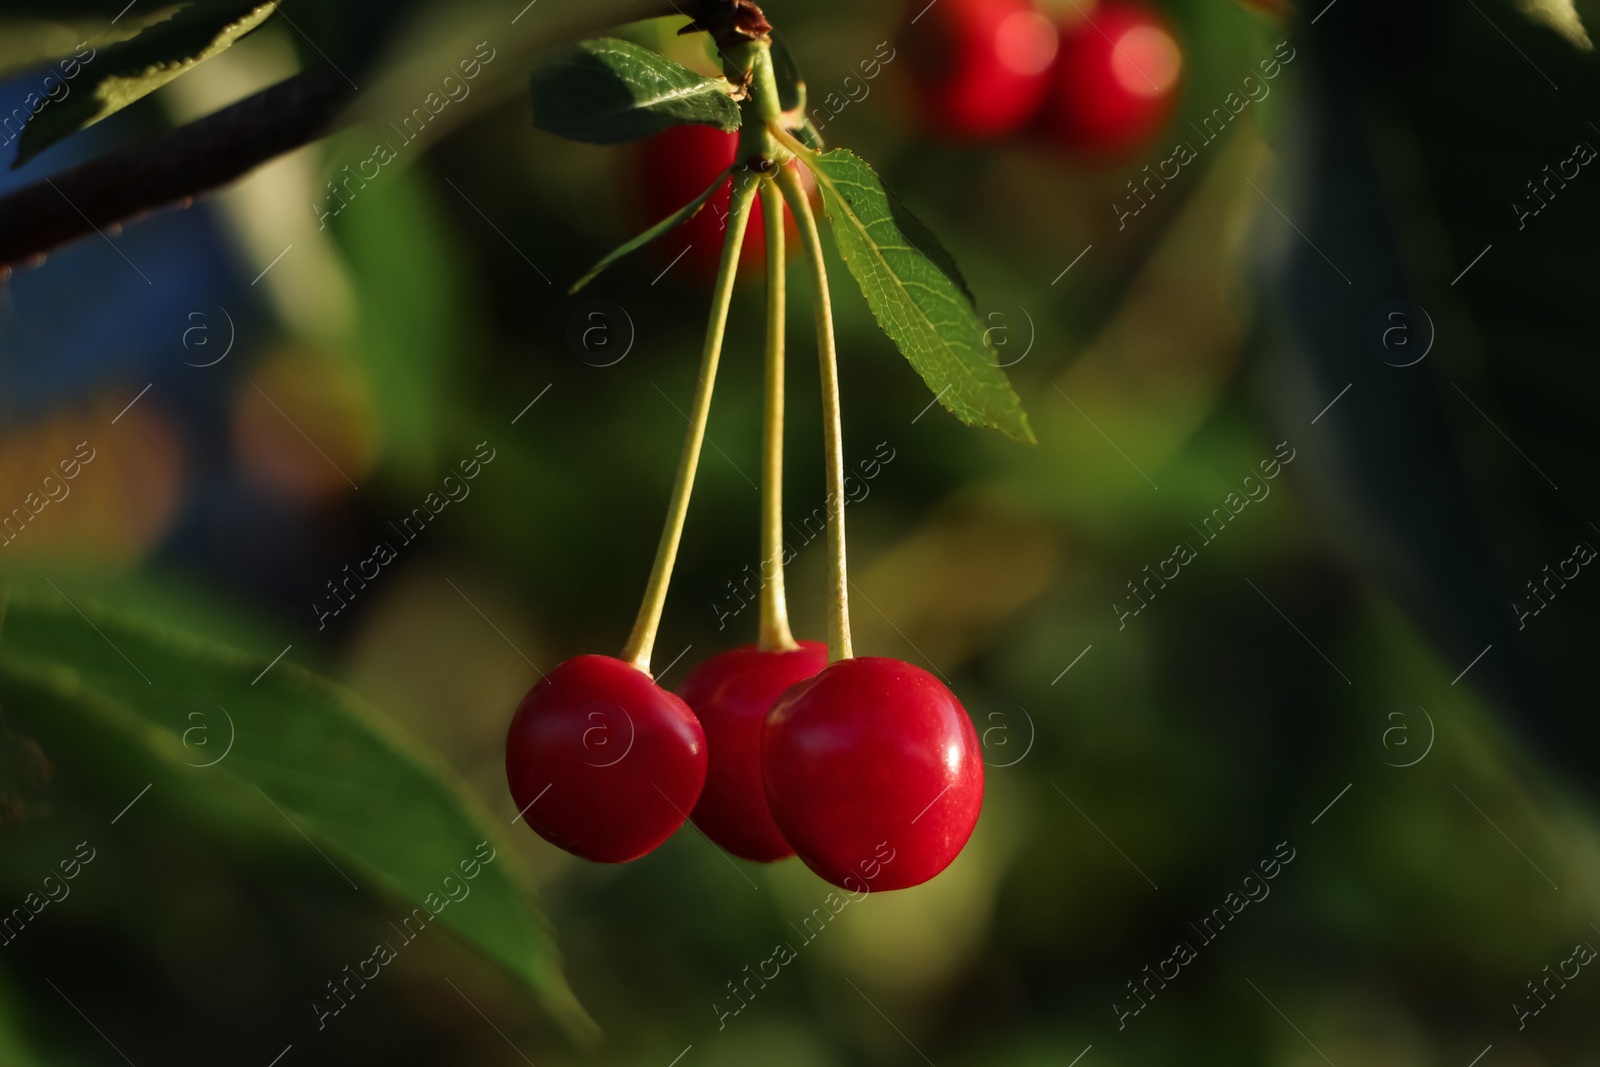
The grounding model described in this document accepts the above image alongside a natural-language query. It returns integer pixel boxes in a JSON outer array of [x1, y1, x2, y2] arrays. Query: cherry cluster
[[506, 17, 985, 892], [506, 642, 980, 891], [902, 0, 1183, 157]]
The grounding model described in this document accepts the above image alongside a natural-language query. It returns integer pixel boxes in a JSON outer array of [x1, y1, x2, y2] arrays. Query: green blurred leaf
[[11, 0, 279, 168], [806, 148, 1034, 443], [528, 36, 739, 145], [0, 593, 595, 1042], [1516, 0, 1591, 50], [0, 970, 47, 1067], [0, 9, 156, 81], [569, 164, 729, 293], [336, 160, 458, 481]]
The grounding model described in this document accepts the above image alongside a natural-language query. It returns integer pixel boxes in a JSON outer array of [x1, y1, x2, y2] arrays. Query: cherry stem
[[767, 122, 817, 165], [775, 164, 852, 663], [756, 177, 799, 653], [620, 170, 760, 674]]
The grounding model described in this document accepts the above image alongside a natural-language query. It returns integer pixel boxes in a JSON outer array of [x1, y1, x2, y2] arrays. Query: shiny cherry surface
[[1045, 0, 1182, 158], [763, 656, 983, 890], [678, 641, 827, 861], [901, 0, 1059, 141], [506, 654, 706, 863]]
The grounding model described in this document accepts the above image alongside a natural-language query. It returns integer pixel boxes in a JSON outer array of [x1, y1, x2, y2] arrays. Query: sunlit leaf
[[807, 148, 1033, 443], [1517, 0, 1591, 50], [12, 0, 280, 168]]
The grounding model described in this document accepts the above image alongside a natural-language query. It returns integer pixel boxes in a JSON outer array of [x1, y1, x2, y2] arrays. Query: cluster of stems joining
[[619, 37, 852, 674]]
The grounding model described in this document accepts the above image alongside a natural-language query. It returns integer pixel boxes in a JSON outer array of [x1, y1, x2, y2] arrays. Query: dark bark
[[0, 66, 352, 271]]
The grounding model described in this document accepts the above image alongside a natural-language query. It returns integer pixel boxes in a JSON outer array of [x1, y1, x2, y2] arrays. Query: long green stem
[[756, 177, 799, 652], [775, 164, 852, 662], [620, 170, 759, 674]]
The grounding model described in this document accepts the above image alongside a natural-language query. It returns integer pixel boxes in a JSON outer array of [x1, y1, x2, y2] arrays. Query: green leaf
[[0, 593, 596, 1043], [0, 970, 47, 1067], [0, 11, 151, 82], [336, 159, 458, 481], [569, 164, 730, 293], [11, 0, 280, 169], [883, 186, 975, 307], [529, 36, 739, 145], [807, 148, 1034, 443]]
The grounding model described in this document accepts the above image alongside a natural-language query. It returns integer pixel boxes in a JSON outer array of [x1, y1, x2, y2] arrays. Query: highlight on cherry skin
[[677, 640, 828, 862], [1044, 0, 1183, 158], [762, 656, 985, 891], [900, 0, 1060, 141], [504, 654, 707, 864]]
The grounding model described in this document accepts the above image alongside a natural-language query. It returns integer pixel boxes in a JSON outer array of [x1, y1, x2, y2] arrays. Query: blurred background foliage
[[2, 0, 1600, 1063]]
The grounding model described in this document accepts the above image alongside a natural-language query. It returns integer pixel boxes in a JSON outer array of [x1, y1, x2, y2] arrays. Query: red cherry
[[678, 641, 828, 862], [763, 657, 983, 890], [1045, 0, 1182, 158], [505, 654, 707, 863], [900, 0, 1059, 141], [632, 125, 796, 282]]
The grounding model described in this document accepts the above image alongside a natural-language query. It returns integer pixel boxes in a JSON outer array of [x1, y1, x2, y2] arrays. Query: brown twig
[[0, 66, 352, 272]]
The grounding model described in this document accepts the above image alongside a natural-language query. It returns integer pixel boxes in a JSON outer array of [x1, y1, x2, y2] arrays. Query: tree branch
[[0, 66, 352, 271]]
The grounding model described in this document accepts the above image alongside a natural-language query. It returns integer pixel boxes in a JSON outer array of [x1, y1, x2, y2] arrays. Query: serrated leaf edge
[[803, 148, 1036, 444]]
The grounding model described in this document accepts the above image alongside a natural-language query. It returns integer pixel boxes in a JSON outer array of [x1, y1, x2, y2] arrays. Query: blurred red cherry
[[678, 641, 827, 862], [900, 0, 1060, 141], [763, 656, 983, 890], [632, 125, 796, 283], [506, 654, 707, 863], [1045, 0, 1182, 158]]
